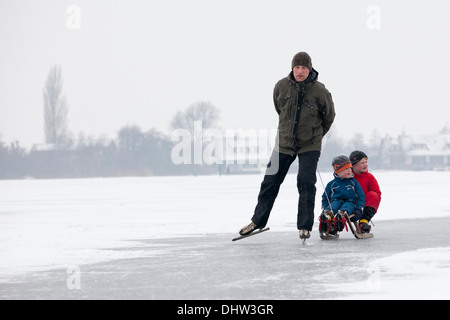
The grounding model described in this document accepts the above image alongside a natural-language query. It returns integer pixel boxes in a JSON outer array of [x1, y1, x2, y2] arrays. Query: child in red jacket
[[349, 151, 382, 233]]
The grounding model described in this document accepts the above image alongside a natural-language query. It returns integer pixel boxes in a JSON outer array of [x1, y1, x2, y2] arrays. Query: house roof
[[400, 134, 450, 156]]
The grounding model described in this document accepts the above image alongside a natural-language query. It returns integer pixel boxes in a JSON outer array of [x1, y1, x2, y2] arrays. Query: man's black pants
[[251, 150, 320, 231]]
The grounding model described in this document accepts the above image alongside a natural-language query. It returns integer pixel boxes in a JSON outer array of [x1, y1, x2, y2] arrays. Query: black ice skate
[[299, 229, 310, 239], [233, 222, 270, 242], [334, 211, 348, 233], [239, 221, 259, 236], [343, 212, 374, 239], [299, 229, 310, 244], [359, 219, 371, 234], [319, 210, 339, 240]]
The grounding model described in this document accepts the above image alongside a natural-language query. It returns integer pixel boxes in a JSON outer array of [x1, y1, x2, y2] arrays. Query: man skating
[[239, 52, 336, 240]]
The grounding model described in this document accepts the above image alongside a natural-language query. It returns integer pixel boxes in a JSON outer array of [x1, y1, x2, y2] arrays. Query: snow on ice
[[0, 170, 450, 299]]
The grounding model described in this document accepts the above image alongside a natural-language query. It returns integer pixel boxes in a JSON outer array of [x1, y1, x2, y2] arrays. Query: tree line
[[3, 64, 429, 179], [0, 126, 172, 179], [0, 124, 385, 180], [0, 65, 225, 179]]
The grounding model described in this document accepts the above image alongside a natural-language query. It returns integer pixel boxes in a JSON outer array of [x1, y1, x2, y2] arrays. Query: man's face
[[293, 65, 310, 82]]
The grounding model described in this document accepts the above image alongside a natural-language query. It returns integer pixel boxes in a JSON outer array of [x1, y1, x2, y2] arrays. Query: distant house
[[381, 134, 450, 170], [223, 130, 273, 174]]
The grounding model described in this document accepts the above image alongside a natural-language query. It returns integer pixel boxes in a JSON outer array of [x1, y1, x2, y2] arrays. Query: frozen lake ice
[[1, 171, 450, 299]]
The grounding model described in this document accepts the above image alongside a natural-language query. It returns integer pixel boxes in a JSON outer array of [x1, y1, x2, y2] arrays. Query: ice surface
[[2, 218, 450, 300], [1, 171, 450, 299], [333, 247, 450, 300]]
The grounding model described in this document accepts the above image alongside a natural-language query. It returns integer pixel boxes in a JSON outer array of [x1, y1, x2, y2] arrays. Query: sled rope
[[317, 169, 334, 215]]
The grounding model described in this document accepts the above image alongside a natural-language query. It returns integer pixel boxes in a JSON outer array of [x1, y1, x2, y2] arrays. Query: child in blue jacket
[[320, 155, 365, 235]]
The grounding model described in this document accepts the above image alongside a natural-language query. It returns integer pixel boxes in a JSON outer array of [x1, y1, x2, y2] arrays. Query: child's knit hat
[[349, 150, 368, 165], [332, 155, 352, 173]]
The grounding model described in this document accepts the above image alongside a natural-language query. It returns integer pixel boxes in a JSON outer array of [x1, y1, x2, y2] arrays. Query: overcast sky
[[1, 0, 449, 148]]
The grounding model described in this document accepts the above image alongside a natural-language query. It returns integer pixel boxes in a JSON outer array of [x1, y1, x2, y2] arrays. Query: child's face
[[352, 158, 368, 174], [337, 167, 353, 179]]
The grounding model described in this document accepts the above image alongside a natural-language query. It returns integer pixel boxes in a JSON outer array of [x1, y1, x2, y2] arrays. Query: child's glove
[[352, 208, 363, 222]]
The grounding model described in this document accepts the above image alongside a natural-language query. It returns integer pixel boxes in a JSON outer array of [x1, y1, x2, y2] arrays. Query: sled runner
[[320, 233, 340, 240], [319, 211, 374, 240]]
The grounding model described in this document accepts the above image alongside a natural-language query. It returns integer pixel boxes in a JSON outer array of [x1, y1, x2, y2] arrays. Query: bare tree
[[43, 65, 69, 147], [171, 101, 221, 134], [440, 124, 450, 134], [117, 125, 144, 152]]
